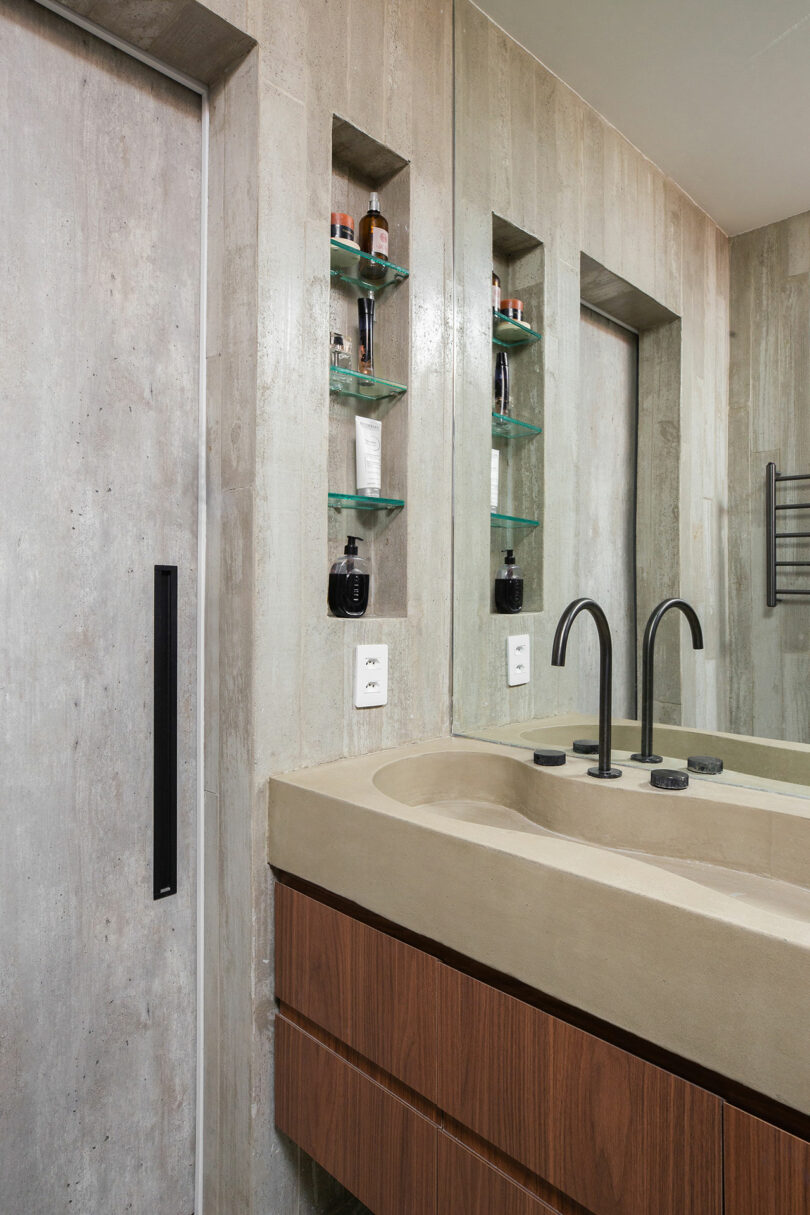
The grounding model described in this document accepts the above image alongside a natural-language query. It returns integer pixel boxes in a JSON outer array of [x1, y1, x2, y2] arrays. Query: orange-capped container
[[500, 298, 524, 321], [330, 212, 355, 241]]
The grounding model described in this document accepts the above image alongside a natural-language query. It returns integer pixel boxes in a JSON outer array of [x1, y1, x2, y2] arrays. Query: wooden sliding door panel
[[438, 1134, 561, 1215], [437, 966, 722, 1215], [275, 1016, 437, 1215], [725, 1105, 810, 1214], [275, 883, 438, 1098]]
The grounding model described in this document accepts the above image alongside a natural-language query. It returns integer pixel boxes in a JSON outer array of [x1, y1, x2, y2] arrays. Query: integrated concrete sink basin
[[269, 736, 810, 1116], [372, 749, 810, 920]]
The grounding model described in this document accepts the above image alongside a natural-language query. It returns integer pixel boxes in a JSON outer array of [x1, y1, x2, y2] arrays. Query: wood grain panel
[[275, 1016, 437, 1215], [725, 1105, 810, 1214], [275, 882, 353, 1044], [437, 965, 722, 1215], [438, 1133, 562, 1215], [275, 884, 438, 1099], [352, 913, 438, 1100]]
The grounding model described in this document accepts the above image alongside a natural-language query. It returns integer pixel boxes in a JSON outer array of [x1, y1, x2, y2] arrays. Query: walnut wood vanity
[[274, 872, 810, 1215]]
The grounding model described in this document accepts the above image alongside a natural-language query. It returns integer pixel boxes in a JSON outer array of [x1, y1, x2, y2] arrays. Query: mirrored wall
[[451, 0, 810, 798]]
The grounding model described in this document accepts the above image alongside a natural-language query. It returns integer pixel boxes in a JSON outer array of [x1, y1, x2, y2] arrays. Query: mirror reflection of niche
[[579, 254, 681, 726], [577, 305, 639, 719], [491, 215, 544, 613]]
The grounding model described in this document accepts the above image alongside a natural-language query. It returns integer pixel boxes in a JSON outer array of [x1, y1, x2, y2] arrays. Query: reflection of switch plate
[[354, 644, 388, 707], [507, 634, 530, 686]]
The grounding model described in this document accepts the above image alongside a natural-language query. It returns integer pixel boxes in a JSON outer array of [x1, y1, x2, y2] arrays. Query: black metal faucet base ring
[[630, 752, 663, 764], [587, 766, 622, 779]]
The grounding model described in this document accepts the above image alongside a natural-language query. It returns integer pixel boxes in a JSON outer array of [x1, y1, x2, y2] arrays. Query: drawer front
[[724, 1105, 810, 1214], [437, 966, 722, 1215], [275, 883, 438, 1099], [275, 1016, 437, 1215], [438, 1133, 563, 1215]]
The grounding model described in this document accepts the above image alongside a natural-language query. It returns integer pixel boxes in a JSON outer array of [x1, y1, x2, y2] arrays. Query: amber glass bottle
[[358, 192, 389, 281]]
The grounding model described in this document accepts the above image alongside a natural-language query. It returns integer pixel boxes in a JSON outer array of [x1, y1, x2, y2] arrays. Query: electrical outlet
[[507, 634, 530, 686], [353, 644, 389, 708]]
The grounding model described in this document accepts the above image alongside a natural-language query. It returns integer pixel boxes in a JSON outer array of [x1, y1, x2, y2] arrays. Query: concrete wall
[[728, 214, 810, 743], [452, 0, 730, 738]]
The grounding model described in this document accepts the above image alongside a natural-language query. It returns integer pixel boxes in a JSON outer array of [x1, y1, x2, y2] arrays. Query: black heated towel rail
[[766, 463, 810, 606]]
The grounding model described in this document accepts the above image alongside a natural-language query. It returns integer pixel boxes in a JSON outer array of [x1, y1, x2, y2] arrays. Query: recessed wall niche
[[328, 116, 411, 619], [491, 215, 544, 614]]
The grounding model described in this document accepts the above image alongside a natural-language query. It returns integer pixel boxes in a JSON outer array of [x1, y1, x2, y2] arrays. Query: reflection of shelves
[[490, 511, 539, 531], [329, 367, 407, 401], [492, 310, 543, 348], [329, 492, 405, 512], [491, 413, 542, 440], [330, 240, 409, 293]]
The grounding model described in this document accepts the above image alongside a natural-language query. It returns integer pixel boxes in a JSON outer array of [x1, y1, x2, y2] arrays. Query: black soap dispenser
[[494, 549, 524, 613], [328, 536, 370, 618]]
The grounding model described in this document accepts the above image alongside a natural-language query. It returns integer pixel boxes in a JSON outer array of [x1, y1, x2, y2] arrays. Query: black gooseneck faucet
[[551, 598, 621, 779], [631, 598, 704, 764]]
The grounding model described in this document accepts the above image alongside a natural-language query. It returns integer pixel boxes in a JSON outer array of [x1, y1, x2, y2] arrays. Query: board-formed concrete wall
[[729, 214, 810, 744]]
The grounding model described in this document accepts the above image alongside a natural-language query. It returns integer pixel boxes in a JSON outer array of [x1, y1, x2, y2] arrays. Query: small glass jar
[[330, 331, 352, 369], [330, 212, 355, 242], [500, 298, 524, 322]]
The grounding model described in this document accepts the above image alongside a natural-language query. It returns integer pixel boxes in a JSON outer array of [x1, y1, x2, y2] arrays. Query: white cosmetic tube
[[356, 416, 382, 497], [490, 448, 499, 511]]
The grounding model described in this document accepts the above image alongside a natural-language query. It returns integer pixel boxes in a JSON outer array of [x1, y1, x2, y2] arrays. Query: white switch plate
[[507, 634, 530, 686], [353, 644, 389, 708]]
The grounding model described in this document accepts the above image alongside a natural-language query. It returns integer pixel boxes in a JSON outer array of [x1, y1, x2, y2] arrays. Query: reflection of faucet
[[551, 598, 620, 779], [631, 599, 704, 764]]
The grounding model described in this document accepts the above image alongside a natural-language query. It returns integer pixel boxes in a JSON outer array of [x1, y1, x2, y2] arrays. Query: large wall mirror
[[451, 0, 810, 798]]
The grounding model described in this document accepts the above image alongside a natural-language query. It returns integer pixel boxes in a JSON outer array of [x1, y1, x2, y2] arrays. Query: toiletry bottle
[[357, 296, 375, 377], [490, 449, 500, 512], [495, 549, 524, 613], [358, 192, 389, 280], [492, 270, 501, 314], [328, 536, 370, 618], [494, 351, 510, 415]]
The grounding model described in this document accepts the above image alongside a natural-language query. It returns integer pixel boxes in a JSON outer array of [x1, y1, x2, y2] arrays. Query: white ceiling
[[475, 0, 810, 235]]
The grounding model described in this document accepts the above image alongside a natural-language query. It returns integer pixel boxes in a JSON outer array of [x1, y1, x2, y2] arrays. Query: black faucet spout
[[551, 597, 621, 779], [632, 598, 704, 764]]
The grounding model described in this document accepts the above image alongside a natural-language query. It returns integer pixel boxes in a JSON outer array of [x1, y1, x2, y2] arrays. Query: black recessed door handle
[[153, 565, 177, 899]]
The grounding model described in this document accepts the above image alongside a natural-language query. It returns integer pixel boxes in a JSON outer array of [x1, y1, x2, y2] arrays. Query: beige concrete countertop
[[267, 736, 810, 1116]]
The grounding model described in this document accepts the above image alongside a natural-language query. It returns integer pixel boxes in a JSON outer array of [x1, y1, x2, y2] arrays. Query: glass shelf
[[491, 412, 542, 440], [330, 367, 407, 401], [492, 311, 543, 348], [329, 492, 405, 512], [330, 240, 409, 293], [490, 511, 539, 530]]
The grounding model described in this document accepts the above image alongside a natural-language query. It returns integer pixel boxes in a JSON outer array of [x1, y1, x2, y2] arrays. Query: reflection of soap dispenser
[[495, 549, 523, 613], [328, 536, 370, 618]]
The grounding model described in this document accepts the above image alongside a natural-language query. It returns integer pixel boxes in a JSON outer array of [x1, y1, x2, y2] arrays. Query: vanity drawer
[[275, 1016, 437, 1215], [436, 966, 722, 1215], [724, 1105, 810, 1214], [275, 883, 438, 1100], [438, 1133, 563, 1214]]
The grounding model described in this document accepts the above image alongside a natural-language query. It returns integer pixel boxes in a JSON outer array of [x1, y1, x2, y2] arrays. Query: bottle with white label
[[358, 192, 389, 281]]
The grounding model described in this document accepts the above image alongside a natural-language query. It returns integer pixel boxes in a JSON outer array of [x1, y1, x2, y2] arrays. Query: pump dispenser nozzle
[[345, 535, 363, 554], [502, 549, 516, 563]]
